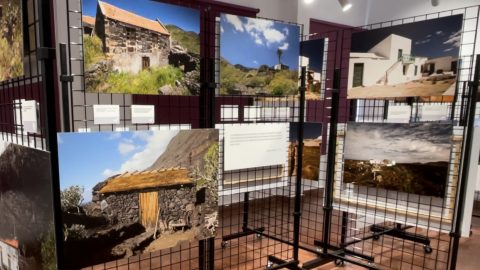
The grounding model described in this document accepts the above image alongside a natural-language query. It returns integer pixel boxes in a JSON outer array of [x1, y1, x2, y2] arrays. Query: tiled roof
[[98, 1, 170, 36], [99, 168, 193, 194], [0, 239, 19, 249], [82, 15, 95, 26]]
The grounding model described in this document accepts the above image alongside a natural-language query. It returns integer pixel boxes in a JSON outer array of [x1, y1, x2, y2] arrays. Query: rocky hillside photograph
[[220, 14, 300, 96], [57, 130, 219, 269], [343, 122, 452, 197], [82, 0, 200, 95], [0, 141, 57, 270]]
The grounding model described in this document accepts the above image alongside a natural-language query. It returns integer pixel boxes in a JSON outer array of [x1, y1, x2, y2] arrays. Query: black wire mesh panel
[[211, 11, 313, 269], [59, 0, 216, 269], [0, 0, 47, 150], [328, 6, 480, 270]]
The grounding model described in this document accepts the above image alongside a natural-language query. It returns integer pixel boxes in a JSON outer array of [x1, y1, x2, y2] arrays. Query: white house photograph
[[348, 15, 463, 99]]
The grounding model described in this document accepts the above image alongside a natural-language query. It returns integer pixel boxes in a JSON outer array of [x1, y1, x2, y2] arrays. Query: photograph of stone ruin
[[58, 129, 219, 269], [82, 0, 200, 95], [0, 0, 24, 81], [288, 122, 322, 181], [343, 122, 451, 197], [0, 141, 57, 270], [348, 15, 462, 100]]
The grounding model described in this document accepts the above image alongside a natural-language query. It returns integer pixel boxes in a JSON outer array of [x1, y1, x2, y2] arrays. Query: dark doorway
[[142, 56, 150, 70], [353, 63, 364, 87]]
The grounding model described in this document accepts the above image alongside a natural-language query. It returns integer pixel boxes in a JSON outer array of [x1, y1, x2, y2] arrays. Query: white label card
[[387, 105, 411, 123], [224, 123, 288, 171], [131, 105, 155, 124], [93, 105, 120, 125], [421, 104, 448, 121]]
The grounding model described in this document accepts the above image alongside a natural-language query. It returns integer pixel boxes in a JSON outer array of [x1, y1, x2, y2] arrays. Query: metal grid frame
[[326, 6, 480, 270]]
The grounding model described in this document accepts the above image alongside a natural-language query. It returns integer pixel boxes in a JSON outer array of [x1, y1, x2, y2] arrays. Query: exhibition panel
[[0, 0, 479, 269]]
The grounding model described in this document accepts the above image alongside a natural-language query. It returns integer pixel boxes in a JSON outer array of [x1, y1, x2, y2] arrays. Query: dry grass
[[99, 169, 193, 194]]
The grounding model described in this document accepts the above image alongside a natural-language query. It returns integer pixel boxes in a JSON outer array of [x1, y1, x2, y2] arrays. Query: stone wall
[[110, 52, 169, 74], [102, 193, 139, 225], [157, 187, 197, 232], [104, 19, 170, 55]]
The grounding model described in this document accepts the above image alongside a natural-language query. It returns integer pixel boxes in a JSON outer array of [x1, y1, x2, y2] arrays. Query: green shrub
[[106, 66, 183, 94], [268, 72, 298, 96], [41, 223, 57, 270], [84, 35, 105, 69]]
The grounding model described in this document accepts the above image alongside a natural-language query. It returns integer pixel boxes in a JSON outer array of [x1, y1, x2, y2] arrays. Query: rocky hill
[[148, 129, 218, 170], [165, 25, 200, 55]]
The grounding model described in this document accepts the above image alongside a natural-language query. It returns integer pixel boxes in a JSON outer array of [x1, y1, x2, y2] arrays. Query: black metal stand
[[370, 224, 432, 253], [220, 192, 265, 247]]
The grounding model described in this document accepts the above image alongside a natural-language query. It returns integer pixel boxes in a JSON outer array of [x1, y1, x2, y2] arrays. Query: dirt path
[[144, 229, 198, 252]]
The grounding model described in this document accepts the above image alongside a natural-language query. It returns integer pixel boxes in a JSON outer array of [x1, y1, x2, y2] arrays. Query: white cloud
[[108, 133, 122, 140], [253, 60, 258, 64], [415, 38, 431, 45], [118, 141, 136, 156], [102, 169, 116, 177], [243, 17, 286, 47], [263, 28, 286, 45], [102, 131, 179, 177], [279, 42, 289, 50], [283, 27, 289, 35], [444, 48, 453, 52], [443, 30, 461, 48], [224, 14, 244, 32], [57, 136, 64, 145], [436, 30, 444, 35], [117, 131, 179, 173], [221, 26, 224, 33]]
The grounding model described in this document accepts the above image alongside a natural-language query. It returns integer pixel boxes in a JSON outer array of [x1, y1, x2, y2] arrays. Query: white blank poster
[[224, 123, 288, 171]]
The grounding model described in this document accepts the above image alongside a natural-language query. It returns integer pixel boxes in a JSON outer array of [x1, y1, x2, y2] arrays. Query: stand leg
[[221, 192, 265, 247], [370, 223, 432, 253]]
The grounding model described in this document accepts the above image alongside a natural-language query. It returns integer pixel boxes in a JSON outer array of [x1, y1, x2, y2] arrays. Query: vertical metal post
[[293, 67, 307, 261], [449, 55, 480, 270], [242, 192, 250, 231], [322, 69, 341, 253], [37, 0, 64, 269], [59, 44, 71, 132]]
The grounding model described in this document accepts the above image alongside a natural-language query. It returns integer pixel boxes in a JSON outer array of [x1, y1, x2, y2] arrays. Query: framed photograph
[[300, 38, 328, 100], [343, 122, 451, 198], [82, 0, 200, 95], [0, 141, 56, 269], [288, 122, 322, 181], [219, 14, 300, 96], [333, 122, 463, 230], [348, 15, 463, 100], [57, 129, 219, 269]]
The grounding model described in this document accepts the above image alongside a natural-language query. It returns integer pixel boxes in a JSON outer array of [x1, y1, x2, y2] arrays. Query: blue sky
[[220, 14, 300, 70], [83, 0, 200, 33], [351, 14, 463, 59], [58, 130, 179, 202], [301, 38, 325, 72]]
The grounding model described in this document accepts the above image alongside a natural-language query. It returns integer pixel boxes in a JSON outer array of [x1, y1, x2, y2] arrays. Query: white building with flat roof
[[348, 34, 427, 89]]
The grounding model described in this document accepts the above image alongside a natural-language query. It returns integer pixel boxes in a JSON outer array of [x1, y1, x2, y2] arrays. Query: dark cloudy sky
[[290, 122, 322, 141], [301, 38, 325, 72], [351, 14, 463, 58], [344, 123, 452, 163]]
